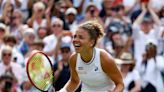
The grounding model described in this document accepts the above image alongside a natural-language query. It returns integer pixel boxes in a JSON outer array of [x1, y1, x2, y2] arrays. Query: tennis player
[[59, 21, 124, 92]]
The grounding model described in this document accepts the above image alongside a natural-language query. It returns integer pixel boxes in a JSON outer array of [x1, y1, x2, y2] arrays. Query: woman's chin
[[74, 47, 81, 53]]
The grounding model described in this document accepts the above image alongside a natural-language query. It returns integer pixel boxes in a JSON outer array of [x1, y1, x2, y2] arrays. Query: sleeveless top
[[76, 48, 115, 92]]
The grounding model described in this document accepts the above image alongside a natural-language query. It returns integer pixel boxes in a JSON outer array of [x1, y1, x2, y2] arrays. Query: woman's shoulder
[[98, 48, 115, 65], [98, 48, 113, 59]]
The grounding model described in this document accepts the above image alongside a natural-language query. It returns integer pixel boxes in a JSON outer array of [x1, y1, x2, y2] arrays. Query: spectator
[[99, 0, 114, 18], [7, 9, 27, 44], [81, 3, 104, 27], [122, 0, 138, 15], [18, 28, 36, 56], [43, 18, 64, 56], [115, 52, 141, 92], [0, 0, 14, 25], [27, 1, 50, 32], [65, 7, 78, 34], [24, 39, 46, 67], [158, 6, 164, 24], [0, 45, 24, 85], [138, 41, 164, 92], [132, 3, 164, 68], [21, 78, 41, 92], [53, 42, 72, 91], [37, 27, 49, 40], [0, 73, 22, 92], [25, 39, 45, 57], [2, 34, 24, 67], [0, 0, 21, 15], [19, 0, 30, 23], [104, 4, 132, 36], [49, 0, 73, 30], [0, 23, 8, 48], [72, 0, 103, 20]]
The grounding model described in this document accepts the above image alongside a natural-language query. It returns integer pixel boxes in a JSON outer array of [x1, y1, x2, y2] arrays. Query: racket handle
[[58, 88, 67, 92]]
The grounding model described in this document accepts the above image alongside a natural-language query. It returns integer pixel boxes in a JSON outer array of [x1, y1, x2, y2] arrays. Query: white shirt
[[76, 48, 115, 92], [0, 61, 24, 85], [132, 24, 164, 68], [123, 70, 140, 92], [12, 47, 24, 66], [33, 19, 47, 32], [43, 34, 57, 53], [139, 56, 164, 92]]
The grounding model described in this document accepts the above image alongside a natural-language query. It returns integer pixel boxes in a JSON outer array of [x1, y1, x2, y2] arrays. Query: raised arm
[[148, 5, 162, 25], [101, 50, 124, 92], [27, 12, 36, 28], [76, 0, 85, 14], [133, 3, 147, 25], [53, 32, 63, 61], [59, 53, 81, 92]]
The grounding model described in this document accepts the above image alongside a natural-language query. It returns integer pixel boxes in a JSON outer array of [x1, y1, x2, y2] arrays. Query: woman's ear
[[90, 39, 95, 47]]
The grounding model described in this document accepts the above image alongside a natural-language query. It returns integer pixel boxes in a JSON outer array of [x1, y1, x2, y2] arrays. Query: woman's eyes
[[73, 35, 84, 39]]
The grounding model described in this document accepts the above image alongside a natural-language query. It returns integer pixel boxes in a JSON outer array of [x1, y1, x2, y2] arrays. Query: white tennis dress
[[76, 48, 115, 92]]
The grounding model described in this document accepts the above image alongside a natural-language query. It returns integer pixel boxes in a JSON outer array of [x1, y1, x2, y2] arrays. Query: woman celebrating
[[59, 21, 124, 92]]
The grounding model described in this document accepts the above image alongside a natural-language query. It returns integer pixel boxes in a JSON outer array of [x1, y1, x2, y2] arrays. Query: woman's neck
[[80, 48, 94, 63]]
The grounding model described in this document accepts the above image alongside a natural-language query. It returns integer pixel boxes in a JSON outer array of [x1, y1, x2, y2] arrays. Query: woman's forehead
[[76, 28, 88, 34]]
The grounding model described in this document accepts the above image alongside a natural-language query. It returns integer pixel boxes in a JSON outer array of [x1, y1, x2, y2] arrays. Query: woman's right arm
[[60, 53, 81, 92]]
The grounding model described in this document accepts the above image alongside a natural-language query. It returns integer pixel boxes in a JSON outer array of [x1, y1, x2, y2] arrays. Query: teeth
[[74, 43, 80, 47]]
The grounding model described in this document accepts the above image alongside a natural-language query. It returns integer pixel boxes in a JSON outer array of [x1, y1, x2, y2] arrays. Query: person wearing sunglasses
[[0, 45, 24, 91]]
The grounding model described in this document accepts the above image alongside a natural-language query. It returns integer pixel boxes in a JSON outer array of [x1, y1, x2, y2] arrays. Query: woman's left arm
[[100, 50, 124, 92]]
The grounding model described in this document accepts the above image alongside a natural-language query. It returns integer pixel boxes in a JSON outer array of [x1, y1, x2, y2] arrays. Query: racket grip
[[58, 88, 67, 92]]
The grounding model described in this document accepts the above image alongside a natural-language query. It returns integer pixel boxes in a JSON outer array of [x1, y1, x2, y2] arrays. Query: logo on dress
[[94, 66, 98, 71], [78, 67, 83, 70]]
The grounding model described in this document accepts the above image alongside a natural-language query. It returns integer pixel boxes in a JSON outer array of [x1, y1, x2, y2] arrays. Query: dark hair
[[145, 42, 156, 51], [129, 60, 135, 72], [145, 42, 157, 56], [79, 21, 104, 47], [158, 7, 164, 18], [3, 34, 17, 44]]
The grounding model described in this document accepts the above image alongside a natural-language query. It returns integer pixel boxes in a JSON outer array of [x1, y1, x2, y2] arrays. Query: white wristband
[[58, 88, 67, 92]]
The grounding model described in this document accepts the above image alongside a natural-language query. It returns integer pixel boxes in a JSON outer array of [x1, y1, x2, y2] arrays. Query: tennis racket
[[26, 51, 54, 92]]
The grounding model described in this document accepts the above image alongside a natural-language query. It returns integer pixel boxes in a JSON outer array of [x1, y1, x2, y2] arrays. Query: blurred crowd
[[0, 0, 164, 92]]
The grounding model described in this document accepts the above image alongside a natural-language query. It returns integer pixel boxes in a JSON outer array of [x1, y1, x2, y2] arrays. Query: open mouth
[[74, 43, 80, 47]]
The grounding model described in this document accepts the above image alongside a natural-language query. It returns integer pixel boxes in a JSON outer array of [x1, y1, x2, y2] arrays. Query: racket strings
[[28, 54, 53, 91]]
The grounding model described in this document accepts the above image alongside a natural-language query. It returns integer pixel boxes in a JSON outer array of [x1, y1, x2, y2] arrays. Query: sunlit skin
[[0, 29, 5, 39], [51, 23, 63, 36], [72, 28, 94, 62], [2, 50, 12, 65], [61, 48, 71, 61], [60, 21, 124, 92]]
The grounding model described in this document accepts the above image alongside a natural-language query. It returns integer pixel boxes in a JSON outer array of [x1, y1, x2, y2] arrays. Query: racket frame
[[26, 51, 54, 92]]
